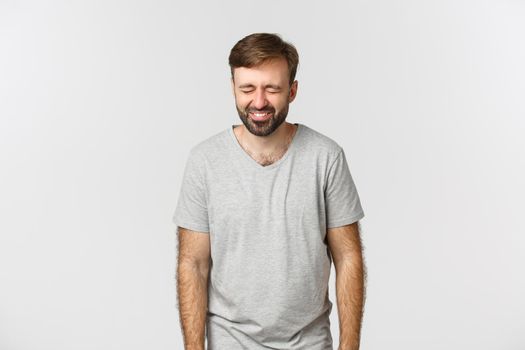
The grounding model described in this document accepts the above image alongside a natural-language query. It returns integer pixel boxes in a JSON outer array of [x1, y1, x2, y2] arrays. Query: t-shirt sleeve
[[172, 150, 210, 233], [324, 149, 365, 228]]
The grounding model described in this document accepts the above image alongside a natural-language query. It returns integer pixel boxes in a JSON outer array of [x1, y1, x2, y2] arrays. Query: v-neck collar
[[228, 123, 303, 171]]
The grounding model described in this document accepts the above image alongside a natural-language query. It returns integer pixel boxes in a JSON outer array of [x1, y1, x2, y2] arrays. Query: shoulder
[[298, 124, 344, 158], [187, 128, 230, 162]]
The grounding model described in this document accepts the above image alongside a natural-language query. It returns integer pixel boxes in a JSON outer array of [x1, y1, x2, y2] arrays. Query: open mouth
[[249, 112, 273, 122]]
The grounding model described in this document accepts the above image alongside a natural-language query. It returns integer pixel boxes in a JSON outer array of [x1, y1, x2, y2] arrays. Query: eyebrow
[[238, 84, 282, 89]]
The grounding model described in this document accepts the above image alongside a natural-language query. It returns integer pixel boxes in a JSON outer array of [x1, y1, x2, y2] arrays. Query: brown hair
[[228, 33, 299, 86]]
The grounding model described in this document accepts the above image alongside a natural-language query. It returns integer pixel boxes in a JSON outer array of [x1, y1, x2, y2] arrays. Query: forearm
[[177, 261, 209, 350], [335, 254, 366, 350]]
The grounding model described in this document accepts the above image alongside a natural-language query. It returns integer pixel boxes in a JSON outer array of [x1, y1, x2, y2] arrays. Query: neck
[[235, 122, 296, 155]]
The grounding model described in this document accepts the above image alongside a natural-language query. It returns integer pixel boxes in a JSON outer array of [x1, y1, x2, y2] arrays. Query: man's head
[[229, 33, 299, 137]]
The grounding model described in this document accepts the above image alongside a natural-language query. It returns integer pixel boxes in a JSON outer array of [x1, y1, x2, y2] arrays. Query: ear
[[231, 77, 235, 96], [288, 80, 298, 103]]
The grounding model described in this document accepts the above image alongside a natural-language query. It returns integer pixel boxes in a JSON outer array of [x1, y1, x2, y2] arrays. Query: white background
[[1, 1, 524, 349]]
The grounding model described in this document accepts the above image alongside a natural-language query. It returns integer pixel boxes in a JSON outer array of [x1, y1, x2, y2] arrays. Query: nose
[[252, 89, 268, 110]]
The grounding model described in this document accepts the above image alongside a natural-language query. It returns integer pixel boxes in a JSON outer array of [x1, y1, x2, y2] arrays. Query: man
[[174, 33, 366, 350]]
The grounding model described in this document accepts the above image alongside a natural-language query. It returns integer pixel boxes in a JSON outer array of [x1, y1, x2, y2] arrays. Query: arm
[[176, 226, 211, 350], [326, 221, 366, 350]]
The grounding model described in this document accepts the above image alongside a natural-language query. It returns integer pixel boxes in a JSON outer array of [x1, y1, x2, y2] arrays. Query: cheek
[[235, 97, 250, 108], [270, 96, 288, 110]]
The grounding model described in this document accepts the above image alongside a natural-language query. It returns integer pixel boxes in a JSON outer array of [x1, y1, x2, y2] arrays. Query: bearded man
[[174, 32, 366, 350]]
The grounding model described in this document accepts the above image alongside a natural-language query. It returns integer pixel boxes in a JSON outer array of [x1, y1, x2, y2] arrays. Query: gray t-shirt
[[174, 123, 364, 350]]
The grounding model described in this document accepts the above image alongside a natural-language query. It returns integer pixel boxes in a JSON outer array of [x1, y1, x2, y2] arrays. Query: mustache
[[246, 107, 275, 113]]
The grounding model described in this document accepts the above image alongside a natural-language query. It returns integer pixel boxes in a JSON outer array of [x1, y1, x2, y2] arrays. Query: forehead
[[232, 58, 289, 86]]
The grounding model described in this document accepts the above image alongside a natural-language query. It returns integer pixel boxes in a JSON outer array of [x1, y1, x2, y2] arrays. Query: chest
[[206, 163, 325, 228]]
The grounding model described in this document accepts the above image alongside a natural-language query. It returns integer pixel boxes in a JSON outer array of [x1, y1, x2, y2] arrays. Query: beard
[[235, 103, 289, 137]]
